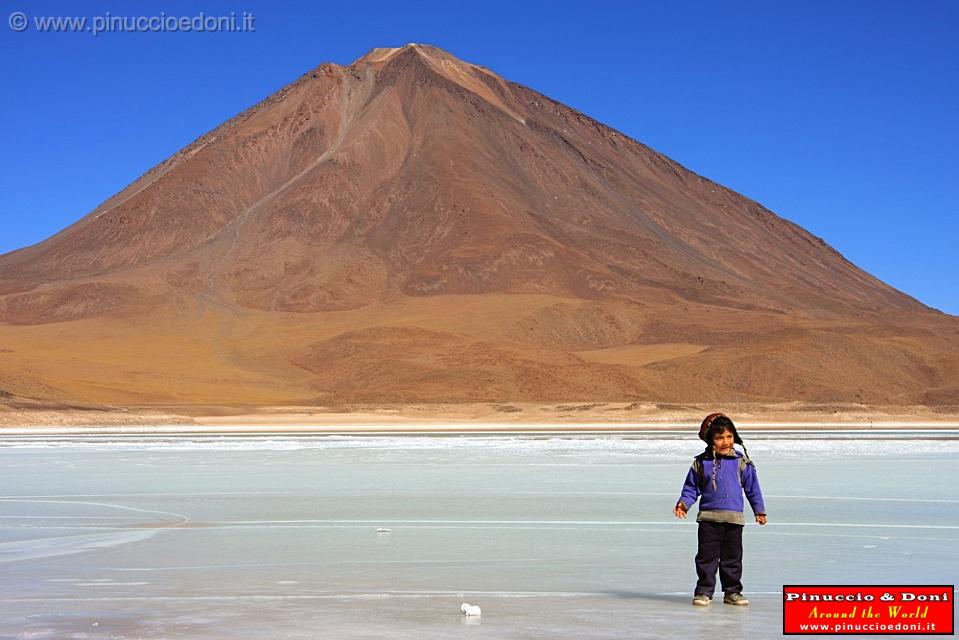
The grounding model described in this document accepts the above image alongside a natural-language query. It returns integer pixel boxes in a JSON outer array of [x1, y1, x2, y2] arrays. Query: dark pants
[[694, 521, 744, 596]]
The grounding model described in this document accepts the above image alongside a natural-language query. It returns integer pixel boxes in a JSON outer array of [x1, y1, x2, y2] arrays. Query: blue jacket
[[678, 449, 765, 525]]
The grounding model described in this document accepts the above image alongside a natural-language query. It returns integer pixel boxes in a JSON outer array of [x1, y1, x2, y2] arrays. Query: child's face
[[712, 428, 735, 456]]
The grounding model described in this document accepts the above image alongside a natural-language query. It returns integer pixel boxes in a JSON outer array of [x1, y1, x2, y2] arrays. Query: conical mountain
[[0, 44, 955, 407]]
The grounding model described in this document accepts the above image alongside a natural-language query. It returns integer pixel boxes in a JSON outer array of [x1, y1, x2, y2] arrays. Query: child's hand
[[673, 502, 688, 519], [755, 514, 767, 526]]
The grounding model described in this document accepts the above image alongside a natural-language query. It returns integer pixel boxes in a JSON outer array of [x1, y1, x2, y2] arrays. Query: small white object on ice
[[376, 527, 392, 533], [461, 603, 481, 616]]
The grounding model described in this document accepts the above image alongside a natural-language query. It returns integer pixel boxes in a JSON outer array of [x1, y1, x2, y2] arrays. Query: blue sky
[[1, 1, 956, 314]]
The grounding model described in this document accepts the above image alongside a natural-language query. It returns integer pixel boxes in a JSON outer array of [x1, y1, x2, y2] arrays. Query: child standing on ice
[[673, 413, 766, 607]]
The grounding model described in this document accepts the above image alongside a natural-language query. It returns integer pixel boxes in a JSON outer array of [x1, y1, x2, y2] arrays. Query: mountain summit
[[0, 44, 955, 407]]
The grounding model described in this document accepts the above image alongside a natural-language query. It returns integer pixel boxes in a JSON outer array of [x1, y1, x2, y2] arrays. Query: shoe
[[724, 592, 749, 606], [692, 594, 712, 606]]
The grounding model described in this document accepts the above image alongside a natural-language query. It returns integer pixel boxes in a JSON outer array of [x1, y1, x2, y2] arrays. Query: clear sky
[[1, 1, 956, 314]]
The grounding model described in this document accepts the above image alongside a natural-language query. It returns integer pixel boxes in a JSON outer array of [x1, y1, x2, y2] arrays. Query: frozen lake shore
[[1, 431, 957, 638]]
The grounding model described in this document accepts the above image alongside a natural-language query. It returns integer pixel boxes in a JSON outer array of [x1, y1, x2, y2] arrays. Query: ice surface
[[0, 431, 956, 638]]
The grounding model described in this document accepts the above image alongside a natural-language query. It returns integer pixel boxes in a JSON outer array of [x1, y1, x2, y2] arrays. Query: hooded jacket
[[678, 449, 765, 526]]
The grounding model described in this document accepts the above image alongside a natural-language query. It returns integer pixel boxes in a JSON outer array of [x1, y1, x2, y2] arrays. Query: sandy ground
[[1, 400, 958, 433]]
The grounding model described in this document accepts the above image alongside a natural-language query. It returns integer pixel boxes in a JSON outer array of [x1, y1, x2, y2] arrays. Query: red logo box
[[783, 585, 954, 635]]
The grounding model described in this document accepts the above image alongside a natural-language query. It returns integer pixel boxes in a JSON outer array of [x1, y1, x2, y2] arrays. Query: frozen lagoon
[[0, 431, 957, 638]]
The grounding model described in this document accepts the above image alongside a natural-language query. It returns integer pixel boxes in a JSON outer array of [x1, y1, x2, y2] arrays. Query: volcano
[[1, 44, 956, 408]]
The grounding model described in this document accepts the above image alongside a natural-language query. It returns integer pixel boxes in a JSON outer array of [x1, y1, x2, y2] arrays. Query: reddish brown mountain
[[0, 44, 956, 408]]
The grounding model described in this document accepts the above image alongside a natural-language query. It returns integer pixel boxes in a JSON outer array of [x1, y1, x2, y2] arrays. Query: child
[[673, 413, 766, 607]]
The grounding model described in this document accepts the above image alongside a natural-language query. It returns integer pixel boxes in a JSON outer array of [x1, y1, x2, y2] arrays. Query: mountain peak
[[356, 42, 440, 65], [353, 43, 522, 122]]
